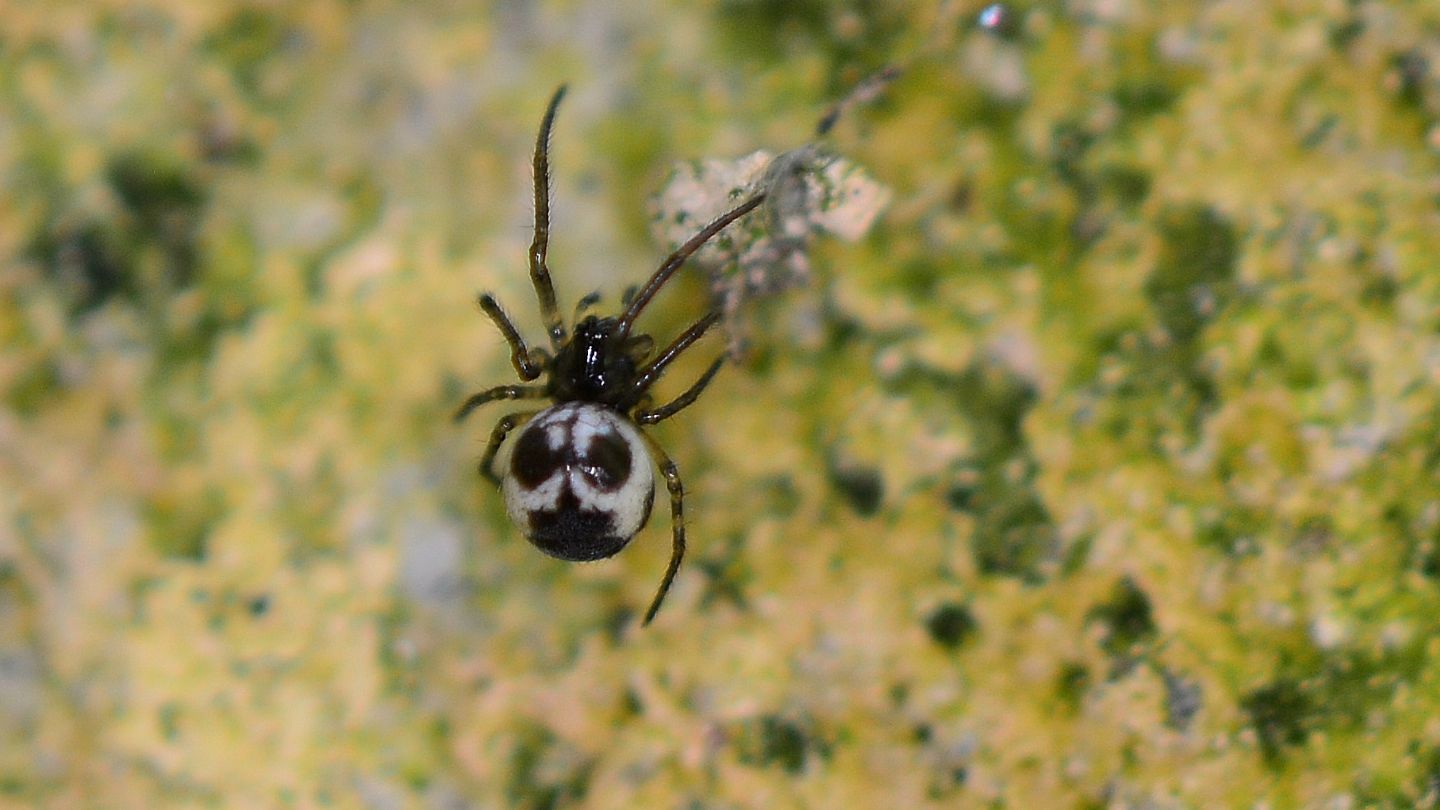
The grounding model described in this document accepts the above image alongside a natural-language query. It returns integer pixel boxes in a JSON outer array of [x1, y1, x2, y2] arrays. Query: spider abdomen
[[502, 402, 656, 562]]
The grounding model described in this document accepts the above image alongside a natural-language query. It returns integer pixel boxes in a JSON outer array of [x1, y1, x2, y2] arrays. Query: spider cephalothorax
[[455, 85, 764, 625]]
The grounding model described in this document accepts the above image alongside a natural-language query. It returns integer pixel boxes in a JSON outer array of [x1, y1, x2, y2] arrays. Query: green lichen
[[5, 1, 1440, 807]]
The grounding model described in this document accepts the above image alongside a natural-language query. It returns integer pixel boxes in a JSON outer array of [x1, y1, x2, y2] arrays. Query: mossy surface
[[4, 2, 1440, 807]]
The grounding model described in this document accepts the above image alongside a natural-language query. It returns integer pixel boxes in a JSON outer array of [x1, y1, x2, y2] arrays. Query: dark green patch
[[1410, 508, 1440, 580], [1386, 50, 1430, 108], [1086, 577, 1156, 659], [1256, 329, 1319, 390], [1318, 644, 1427, 729], [827, 461, 884, 517], [1409, 746, 1440, 806], [105, 149, 209, 300], [888, 681, 909, 708], [1327, 15, 1365, 50], [896, 256, 943, 299], [5, 360, 62, 418], [1241, 678, 1315, 766], [27, 220, 133, 313], [1050, 119, 1096, 198], [158, 702, 181, 741], [890, 359, 1057, 581], [619, 688, 643, 718], [506, 724, 593, 810], [1058, 532, 1094, 576], [1055, 662, 1091, 713], [1298, 114, 1340, 150], [1113, 78, 1180, 118], [696, 537, 751, 613], [1293, 514, 1334, 549], [821, 310, 866, 354], [925, 602, 978, 650], [203, 8, 290, 98], [1195, 506, 1266, 557], [1419, 543, 1440, 581], [736, 715, 827, 775], [1144, 204, 1239, 344], [715, 0, 829, 62], [145, 488, 225, 560], [1360, 272, 1399, 309], [950, 360, 1038, 464], [943, 471, 978, 512], [970, 487, 1057, 583], [1099, 164, 1152, 208], [756, 474, 801, 519], [714, 0, 906, 81], [27, 147, 221, 371], [1349, 741, 1440, 807], [106, 150, 207, 230], [603, 605, 636, 642]]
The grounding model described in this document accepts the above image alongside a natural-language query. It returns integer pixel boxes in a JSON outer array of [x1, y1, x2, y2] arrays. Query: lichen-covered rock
[[5, 2, 1440, 807]]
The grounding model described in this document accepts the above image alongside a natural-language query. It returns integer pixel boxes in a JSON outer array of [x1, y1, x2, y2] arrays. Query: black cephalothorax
[[455, 85, 764, 625], [546, 316, 642, 407]]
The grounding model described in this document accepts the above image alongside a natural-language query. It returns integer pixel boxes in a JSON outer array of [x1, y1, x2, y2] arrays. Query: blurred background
[[4, 1, 1440, 807]]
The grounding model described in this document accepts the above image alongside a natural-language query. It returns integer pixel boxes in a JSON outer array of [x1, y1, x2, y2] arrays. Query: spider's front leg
[[477, 294, 551, 381], [529, 85, 569, 350]]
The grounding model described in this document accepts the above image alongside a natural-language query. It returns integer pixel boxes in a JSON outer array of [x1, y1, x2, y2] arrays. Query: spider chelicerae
[[455, 86, 764, 625]]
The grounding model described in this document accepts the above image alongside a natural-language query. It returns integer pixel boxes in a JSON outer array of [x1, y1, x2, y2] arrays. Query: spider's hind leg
[[639, 433, 688, 625], [636, 356, 724, 426], [454, 383, 548, 423], [479, 410, 540, 486], [628, 310, 724, 413]]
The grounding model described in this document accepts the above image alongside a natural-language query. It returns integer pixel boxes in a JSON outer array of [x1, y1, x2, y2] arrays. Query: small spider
[[455, 86, 764, 626]]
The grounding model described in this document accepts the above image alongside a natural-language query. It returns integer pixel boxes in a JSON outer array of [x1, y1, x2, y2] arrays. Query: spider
[[455, 86, 765, 626]]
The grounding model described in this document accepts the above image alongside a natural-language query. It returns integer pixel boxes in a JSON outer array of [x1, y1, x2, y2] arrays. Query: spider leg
[[639, 433, 688, 625], [615, 192, 765, 342], [478, 294, 548, 380], [453, 383, 548, 423], [628, 310, 721, 402], [636, 356, 724, 426], [478, 410, 540, 486], [530, 85, 569, 351]]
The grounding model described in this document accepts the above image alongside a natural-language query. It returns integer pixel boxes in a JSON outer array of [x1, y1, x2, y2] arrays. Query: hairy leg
[[478, 410, 540, 486], [454, 383, 547, 423], [529, 86, 569, 350], [640, 433, 688, 625]]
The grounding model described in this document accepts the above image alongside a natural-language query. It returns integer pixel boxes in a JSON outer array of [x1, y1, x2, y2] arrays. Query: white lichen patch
[[649, 145, 891, 355]]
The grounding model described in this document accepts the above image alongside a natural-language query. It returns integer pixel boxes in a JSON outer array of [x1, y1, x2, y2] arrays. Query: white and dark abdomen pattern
[[502, 402, 656, 561]]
